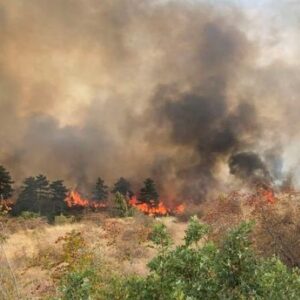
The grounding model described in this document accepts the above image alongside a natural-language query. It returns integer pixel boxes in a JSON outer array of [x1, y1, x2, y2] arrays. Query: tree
[[111, 177, 133, 198], [0, 165, 14, 200], [12, 177, 37, 215], [50, 180, 68, 216], [12, 175, 51, 216], [35, 174, 50, 215], [92, 177, 108, 202], [138, 178, 159, 206]]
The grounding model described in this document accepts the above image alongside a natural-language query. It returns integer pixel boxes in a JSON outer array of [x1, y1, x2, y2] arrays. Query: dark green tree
[[50, 180, 68, 216], [12, 176, 37, 215], [35, 174, 50, 215], [92, 177, 108, 202], [12, 175, 51, 216], [0, 165, 14, 200], [138, 178, 159, 206], [111, 177, 133, 198]]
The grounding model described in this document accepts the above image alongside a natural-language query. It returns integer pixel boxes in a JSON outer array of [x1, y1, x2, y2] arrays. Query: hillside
[[1, 190, 300, 299]]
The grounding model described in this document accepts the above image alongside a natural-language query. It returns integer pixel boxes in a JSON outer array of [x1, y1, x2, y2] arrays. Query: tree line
[[0, 165, 160, 220]]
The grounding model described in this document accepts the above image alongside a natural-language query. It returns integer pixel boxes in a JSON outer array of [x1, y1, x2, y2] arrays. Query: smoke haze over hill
[[0, 0, 300, 200]]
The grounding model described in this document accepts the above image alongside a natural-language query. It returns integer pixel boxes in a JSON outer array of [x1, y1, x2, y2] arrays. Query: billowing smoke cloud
[[229, 152, 271, 184], [0, 0, 299, 200]]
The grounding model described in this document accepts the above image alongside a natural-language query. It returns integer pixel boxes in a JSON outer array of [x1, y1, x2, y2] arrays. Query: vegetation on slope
[[57, 217, 300, 300]]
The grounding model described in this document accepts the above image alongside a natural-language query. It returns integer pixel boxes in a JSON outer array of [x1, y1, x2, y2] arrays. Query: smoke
[[0, 0, 299, 199], [229, 152, 271, 184]]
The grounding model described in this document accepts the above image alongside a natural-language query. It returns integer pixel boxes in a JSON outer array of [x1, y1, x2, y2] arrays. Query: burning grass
[[65, 190, 107, 210], [65, 189, 186, 218], [129, 195, 185, 217]]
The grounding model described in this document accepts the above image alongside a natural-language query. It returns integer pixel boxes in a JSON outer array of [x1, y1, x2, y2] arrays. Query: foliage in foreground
[[59, 217, 300, 300]]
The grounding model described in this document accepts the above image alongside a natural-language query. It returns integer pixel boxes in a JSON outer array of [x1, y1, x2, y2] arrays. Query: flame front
[[65, 190, 107, 209], [261, 188, 276, 204], [65, 190, 183, 215], [129, 196, 185, 216]]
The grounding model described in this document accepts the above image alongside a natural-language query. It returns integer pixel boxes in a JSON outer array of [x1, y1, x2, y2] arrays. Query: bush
[[111, 192, 134, 217], [56, 228, 130, 299], [253, 197, 300, 268], [60, 269, 93, 300], [54, 214, 75, 225], [124, 218, 300, 300], [20, 211, 40, 219], [57, 217, 300, 299], [56, 231, 92, 273]]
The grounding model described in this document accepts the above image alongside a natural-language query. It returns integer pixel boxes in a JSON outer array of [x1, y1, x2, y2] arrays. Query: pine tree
[[50, 180, 68, 216], [92, 177, 108, 202], [0, 165, 14, 200], [35, 175, 50, 215], [138, 178, 159, 207], [13, 177, 37, 215], [111, 177, 133, 198], [13, 175, 51, 216]]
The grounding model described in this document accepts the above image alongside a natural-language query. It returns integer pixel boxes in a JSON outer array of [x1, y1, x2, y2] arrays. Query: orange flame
[[65, 190, 107, 209], [248, 186, 276, 206], [261, 188, 276, 204], [129, 196, 185, 216]]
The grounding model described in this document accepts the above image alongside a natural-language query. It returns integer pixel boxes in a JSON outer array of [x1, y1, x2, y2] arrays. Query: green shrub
[[20, 211, 40, 219], [112, 192, 134, 217], [149, 222, 172, 248], [54, 214, 75, 225], [124, 219, 300, 300], [60, 269, 93, 300], [184, 215, 209, 246], [57, 218, 300, 299], [56, 230, 92, 273]]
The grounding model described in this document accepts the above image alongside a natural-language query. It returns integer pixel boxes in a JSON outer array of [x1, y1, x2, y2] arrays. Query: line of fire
[[0, 168, 292, 219]]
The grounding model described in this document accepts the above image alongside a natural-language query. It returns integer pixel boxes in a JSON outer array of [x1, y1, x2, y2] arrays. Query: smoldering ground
[[0, 0, 299, 201]]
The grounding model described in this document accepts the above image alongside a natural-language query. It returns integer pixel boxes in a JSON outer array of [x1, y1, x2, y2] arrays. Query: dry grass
[[0, 212, 188, 298], [1, 221, 86, 299], [253, 193, 300, 268], [197, 190, 300, 268], [3, 192, 299, 299]]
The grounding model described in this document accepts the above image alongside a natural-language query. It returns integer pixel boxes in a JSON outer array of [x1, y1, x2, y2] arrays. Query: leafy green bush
[[56, 230, 92, 273], [59, 269, 93, 300], [124, 217, 300, 300], [112, 192, 134, 217], [58, 217, 300, 299]]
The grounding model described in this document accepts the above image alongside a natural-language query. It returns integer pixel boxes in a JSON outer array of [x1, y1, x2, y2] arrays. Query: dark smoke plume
[[229, 152, 271, 185], [0, 0, 299, 201]]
